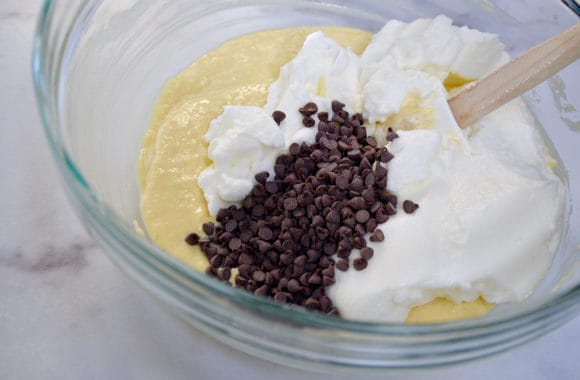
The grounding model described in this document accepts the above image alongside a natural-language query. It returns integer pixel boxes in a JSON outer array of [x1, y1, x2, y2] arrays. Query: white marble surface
[[1, 1, 580, 379]]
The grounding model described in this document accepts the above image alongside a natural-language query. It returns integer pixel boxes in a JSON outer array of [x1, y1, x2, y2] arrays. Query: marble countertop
[[1, 1, 579, 379]]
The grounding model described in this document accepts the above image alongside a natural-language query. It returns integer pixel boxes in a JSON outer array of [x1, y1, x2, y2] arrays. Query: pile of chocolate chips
[[186, 100, 419, 315]]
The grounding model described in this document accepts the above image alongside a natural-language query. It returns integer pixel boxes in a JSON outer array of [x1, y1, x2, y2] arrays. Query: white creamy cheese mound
[[359, 15, 508, 85], [198, 106, 285, 215], [265, 31, 361, 145], [329, 98, 565, 322], [199, 31, 361, 212], [198, 15, 566, 322]]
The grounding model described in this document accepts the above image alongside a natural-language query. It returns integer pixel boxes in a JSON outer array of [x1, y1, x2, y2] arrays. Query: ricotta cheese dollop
[[198, 106, 285, 215]]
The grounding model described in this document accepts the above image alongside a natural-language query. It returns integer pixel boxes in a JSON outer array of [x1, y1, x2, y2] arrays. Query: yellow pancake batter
[[138, 27, 493, 323]]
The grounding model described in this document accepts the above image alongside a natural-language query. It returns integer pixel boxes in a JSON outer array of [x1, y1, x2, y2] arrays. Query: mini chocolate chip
[[287, 278, 302, 293], [289, 143, 301, 156], [353, 236, 366, 250], [253, 240, 269, 254], [280, 252, 293, 265], [353, 258, 368, 271], [322, 265, 334, 277], [235, 275, 248, 287], [337, 110, 349, 121], [347, 149, 361, 160], [308, 273, 322, 285], [278, 277, 289, 290], [364, 173, 375, 187], [335, 259, 349, 272], [283, 197, 298, 211], [319, 296, 332, 311], [252, 204, 266, 217], [272, 110, 286, 125], [375, 211, 389, 224], [218, 232, 233, 244], [379, 149, 394, 163], [369, 202, 381, 214], [355, 209, 370, 224], [360, 157, 372, 171], [386, 127, 399, 141], [321, 138, 338, 150], [303, 116, 316, 128], [386, 203, 397, 216], [321, 194, 332, 208], [322, 276, 335, 286], [204, 246, 217, 258], [323, 242, 337, 256], [337, 140, 350, 151], [348, 196, 366, 210], [375, 165, 388, 179], [365, 218, 377, 233], [258, 227, 274, 241], [202, 222, 215, 236], [228, 238, 242, 251], [255, 171, 269, 184], [238, 230, 252, 243], [252, 270, 266, 283], [297, 192, 314, 207], [386, 194, 397, 207], [274, 292, 289, 303], [335, 174, 349, 190], [331, 100, 345, 112], [332, 114, 345, 124], [299, 102, 318, 116], [210, 255, 223, 268], [350, 177, 364, 192], [316, 226, 329, 240], [325, 209, 340, 224], [370, 229, 384, 242], [305, 297, 321, 309], [239, 254, 253, 266], [274, 164, 285, 178], [293, 254, 306, 267], [216, 209, 229, 223], [403, 200, 420, 214], [255, 284, 269, 296], [238, 264, 252, 278], [185, 233, 200, 246], [224, 219, 237, 233], [360, 246, 374, 261], [298, 272, 310, 286], [366, 136, 377, 147], [361, 188, 374, 202], [216, 248, 230, 257], [265, 181, 279, 194], [306, 249, 321, 263], [219, 267, 232, 281], [336, 246, 349, 260], [354, 225, 367, 240]]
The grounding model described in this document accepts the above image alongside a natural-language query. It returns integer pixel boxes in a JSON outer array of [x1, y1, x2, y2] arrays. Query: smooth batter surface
[[138, 27, 493, 323]]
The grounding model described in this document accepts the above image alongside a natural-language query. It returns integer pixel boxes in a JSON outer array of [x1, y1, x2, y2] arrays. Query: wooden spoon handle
[[449, 22, 580, 128]]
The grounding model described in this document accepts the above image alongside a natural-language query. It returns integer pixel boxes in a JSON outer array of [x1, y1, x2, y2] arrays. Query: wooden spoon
[[449, 22, 580, 128]]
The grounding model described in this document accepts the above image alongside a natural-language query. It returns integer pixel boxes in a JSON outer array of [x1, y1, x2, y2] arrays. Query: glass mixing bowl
[[33, 0, 580, 371]]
